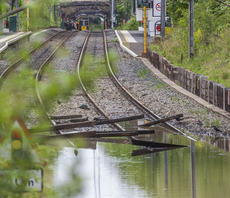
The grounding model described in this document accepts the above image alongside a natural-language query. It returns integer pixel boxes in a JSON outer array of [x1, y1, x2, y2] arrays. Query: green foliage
[[0, 31, 106, 196], [116, 0, 133, 27], [89, 16, 101, 25], [89, 23, 104, 31], [136, 68, 149, 79], [118, 16, 140, 30], [166, 0, 189, 25], [89, 16, 103, 30], [150, 0, 230, 87], [14, 0, 60, 31]]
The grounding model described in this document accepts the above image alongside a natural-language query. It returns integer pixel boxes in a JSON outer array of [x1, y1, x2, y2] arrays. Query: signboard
[[136, 8, 153, 21], [156, 3, 161, 11], [0, 168, 43, 192], [153, 0, 161, 17]]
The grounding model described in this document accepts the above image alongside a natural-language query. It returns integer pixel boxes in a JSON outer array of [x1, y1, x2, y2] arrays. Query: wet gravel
[[105, 30, 230, 138], [2, 28, 230, 138]]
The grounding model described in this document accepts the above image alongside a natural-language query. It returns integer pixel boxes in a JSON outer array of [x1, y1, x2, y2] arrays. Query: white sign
[[0, 169, 43, 192], [136, 8, 153, 21], [153, 0, 161, 17]]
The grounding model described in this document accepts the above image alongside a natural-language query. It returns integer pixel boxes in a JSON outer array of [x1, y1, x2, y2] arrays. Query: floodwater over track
[[50, 121, 230, 198]]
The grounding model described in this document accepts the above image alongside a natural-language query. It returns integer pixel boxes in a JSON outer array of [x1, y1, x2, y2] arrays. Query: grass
[[149, 28, 230, 87], [136, 68, 149, 79], [89, 24, 104, 31]]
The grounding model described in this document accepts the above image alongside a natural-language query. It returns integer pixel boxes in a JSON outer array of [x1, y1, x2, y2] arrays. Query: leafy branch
[[215, 0, 230, 7]]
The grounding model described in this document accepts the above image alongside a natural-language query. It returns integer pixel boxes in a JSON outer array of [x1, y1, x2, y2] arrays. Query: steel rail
[[103, 30, 196, 141], [77, 31, 125, 131], [0, 31, 62, 83], [35, 31, 74, 134]]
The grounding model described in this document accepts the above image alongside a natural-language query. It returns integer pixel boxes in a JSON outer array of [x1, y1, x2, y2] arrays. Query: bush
[[118, 16, 140, 31]]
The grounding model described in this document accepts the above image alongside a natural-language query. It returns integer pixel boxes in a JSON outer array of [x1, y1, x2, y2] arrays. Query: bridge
[[60, 0, 111, 20]]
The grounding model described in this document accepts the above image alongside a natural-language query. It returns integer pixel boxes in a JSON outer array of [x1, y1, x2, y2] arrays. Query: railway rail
[[0, 28, 190, 150], [0, 31, 70, 83], [103, 31, 195, 141], [73, 30, 191, 147]]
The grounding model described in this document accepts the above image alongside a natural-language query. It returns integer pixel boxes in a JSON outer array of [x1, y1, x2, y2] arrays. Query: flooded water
[[50, 123, 230, 198]]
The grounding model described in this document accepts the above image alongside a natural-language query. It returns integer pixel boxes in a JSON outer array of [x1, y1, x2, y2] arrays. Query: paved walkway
[[115, 30, 230, 119], [116, 30, 153, 56]]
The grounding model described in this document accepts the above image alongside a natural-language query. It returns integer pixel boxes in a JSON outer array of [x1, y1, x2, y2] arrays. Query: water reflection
[[51, 130, 230, 198], [191, 140, 196, 198]]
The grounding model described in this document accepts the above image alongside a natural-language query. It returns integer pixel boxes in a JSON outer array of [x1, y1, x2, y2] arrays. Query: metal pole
[[161, 0, 165, 40], [143, 6, 147, 53], [111, 0, 114, 28], [189, 0, 194, 58], [16, 0, 18, 31], [26, 0, 29, 32], [124, 1, 126, 22], [131, 0, 133, 17], [135, 0, 137, 13]]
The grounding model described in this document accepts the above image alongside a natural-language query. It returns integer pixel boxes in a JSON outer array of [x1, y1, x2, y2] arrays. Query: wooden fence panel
[[147, 49, 230, 113], [217, 84, 224, 109], [195, 75, 200, 96], [225, 89, 230, 112], [200, 78, 206, 100], [204, 79, 209, 102], [172, 65, 178, 83], [209, 81, 214, 104]]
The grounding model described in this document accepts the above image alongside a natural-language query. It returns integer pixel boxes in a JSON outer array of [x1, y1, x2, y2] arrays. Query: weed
[[149, 26, 230, 87], [172, 95, 179, 102], [111, 38, 118, 43], [205, 121, 211, 127], [136, 68, 149, 79], [222, 70, 230, 80], [211, 119, 220, 128]]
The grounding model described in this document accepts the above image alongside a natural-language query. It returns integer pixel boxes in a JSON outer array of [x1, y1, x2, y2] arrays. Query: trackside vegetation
[[149, 0, 230, 87]]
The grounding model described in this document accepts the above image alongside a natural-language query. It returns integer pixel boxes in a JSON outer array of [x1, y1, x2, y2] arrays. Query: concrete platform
[[0, 29, 32, 53], [115, 30, 153, 56]]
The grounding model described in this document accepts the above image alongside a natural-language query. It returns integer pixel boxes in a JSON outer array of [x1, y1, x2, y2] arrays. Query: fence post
[[223, 87, 226, 110], [213, 83, 215, 106]]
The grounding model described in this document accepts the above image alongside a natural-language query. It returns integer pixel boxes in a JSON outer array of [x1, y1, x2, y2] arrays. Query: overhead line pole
[[161, 0, 165, 40], [111, 0, 114, 28], [189, 0, 194, 58]]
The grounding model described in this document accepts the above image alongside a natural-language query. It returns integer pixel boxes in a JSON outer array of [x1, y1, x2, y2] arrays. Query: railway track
[[32, 29, 194, 146], [0, 30, 77, 130], [34, 30, 116, 137], [74, 30, 194, 143], [103, 31, 195, 141], [0, 30, 71, 83], [0, 28, 189, 150]]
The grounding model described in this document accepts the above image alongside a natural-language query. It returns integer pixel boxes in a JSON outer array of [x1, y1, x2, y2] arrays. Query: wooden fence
[[147, 49, 230, 113]]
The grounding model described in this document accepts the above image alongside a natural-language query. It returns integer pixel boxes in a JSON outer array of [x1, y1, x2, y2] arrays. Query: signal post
[[140, 0, 149, 58]]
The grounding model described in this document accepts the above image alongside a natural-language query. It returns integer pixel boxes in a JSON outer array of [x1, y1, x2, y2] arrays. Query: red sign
[[156, 25, 161, 32], [156, 3, 161, 11]]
